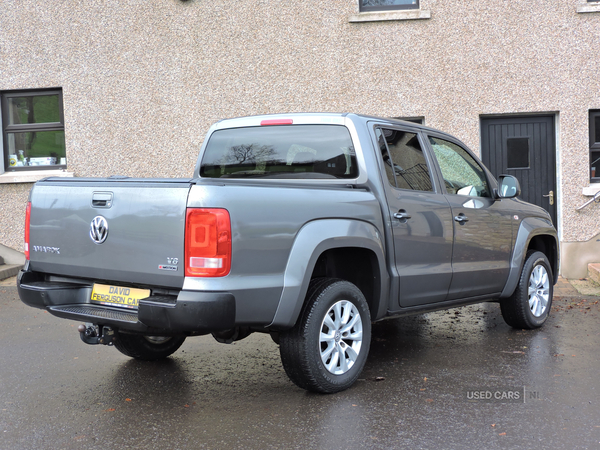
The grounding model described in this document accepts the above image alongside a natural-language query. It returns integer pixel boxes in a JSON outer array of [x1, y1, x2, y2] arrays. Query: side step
[[589, 263, 600, 286], [0, 244, 25, 280], [47, 304, 148, 332], [49, 304, 139, 323], [0, 264, 22, 281]]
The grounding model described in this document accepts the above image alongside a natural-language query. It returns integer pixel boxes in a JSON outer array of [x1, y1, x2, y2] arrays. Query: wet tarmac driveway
[[1, 280, 599, 450]]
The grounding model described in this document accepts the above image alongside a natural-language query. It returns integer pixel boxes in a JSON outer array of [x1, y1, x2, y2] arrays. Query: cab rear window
[[200, 125, 358, 179]]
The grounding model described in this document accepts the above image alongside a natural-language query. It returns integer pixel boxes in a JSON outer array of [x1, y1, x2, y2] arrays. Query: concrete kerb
[[0, 244, 24, 282], [588, 263, 600, 286]]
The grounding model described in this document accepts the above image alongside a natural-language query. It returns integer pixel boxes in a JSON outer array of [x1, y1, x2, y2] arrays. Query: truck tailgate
[[28, 178, 192, 288]]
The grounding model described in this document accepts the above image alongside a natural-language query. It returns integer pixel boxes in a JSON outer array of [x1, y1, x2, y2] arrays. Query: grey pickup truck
[[18, 113, 558, 393]]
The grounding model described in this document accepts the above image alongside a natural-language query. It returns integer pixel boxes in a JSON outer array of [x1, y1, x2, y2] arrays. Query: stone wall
[[1, 0, 599, 271]]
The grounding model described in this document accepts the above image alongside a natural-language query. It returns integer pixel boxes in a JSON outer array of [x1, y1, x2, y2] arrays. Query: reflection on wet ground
[[1, 284, 600, 449]]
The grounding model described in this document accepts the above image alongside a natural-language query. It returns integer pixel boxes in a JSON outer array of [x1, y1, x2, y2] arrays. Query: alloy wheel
[[528, 265, 550, 317], [319, 300, 364, 375]]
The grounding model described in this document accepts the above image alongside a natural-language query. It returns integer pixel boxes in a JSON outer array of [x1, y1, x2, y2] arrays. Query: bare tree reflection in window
[[219, 144, 278, 175]]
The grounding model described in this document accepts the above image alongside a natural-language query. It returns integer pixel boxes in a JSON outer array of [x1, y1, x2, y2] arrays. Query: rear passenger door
[[374, 126, 454, 307], [426, 134, 514, 299]]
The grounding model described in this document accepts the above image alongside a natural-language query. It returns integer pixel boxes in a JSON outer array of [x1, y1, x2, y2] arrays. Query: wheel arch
[[310, 247, 382, 319], [268, 219, 388, 328], [527, 234, 558, 282], [500, 217, 559, 298]]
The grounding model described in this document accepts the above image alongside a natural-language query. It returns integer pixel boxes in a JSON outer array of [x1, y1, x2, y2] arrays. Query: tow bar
[[78, 323, 116, 345]]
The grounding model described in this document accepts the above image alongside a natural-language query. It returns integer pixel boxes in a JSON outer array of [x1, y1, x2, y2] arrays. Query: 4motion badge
[[90, 216, 109, 244], [159, 257, 179, 272]]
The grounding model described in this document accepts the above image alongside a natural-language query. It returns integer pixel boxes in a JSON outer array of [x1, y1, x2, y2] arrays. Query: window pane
[[200, 125, 357, 179], [382, 128, 432, 191], [595, 115, 600, 144], [429, 136, 490, 197], [7, 130, 66, 167], [7, 95, 60, 125], [376, 128, 397, 187], [506, 137, 530, 169], [592, 151, 600, 179], [362, 0, 418, 7]]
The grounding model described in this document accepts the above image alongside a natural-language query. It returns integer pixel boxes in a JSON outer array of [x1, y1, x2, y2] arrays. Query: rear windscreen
[[200, 125, 358, 179]]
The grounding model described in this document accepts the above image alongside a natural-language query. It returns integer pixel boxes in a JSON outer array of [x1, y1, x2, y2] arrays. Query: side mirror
[[497, 175, 521, 199]]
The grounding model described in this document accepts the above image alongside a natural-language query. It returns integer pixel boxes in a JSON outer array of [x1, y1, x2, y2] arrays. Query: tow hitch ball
[[78, 323, 116, 346]]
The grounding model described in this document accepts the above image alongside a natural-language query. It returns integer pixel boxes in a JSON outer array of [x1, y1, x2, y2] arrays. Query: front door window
[[428, 136, 490, 198]]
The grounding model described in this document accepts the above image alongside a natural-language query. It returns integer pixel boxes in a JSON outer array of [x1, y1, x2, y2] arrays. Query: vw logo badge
[[90, 216, 109, 244]]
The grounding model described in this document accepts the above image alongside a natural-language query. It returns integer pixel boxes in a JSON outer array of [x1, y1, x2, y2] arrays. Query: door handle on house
[[543, 191, 554, 206]]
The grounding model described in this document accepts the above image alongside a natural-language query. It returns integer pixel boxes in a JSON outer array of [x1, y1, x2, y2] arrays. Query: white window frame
[[577, 0, 600, 13], [0, 88, 73, 183], [349, 0, 430, 22]]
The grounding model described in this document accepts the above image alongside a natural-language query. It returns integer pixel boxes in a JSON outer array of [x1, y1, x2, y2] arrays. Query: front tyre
[[114, 333, 186, 360], [279, 278, 371, 394], [501, 251, 553, 329]]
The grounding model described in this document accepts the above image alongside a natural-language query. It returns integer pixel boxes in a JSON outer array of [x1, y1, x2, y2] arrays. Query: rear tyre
[[279, 278, 371, 394], [501, 250, 553, 329], [114, 333, 186, 360]]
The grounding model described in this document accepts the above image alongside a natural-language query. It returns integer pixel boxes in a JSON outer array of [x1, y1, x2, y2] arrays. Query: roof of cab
[[212, 112, 443, 135]]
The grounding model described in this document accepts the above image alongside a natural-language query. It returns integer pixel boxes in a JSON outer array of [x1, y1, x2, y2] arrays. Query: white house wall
[[0, 0, 599, 276]]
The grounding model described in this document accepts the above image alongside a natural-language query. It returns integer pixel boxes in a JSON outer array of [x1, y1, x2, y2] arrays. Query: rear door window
[[376, 127, 433, 192], [200, 125, 358, 179]]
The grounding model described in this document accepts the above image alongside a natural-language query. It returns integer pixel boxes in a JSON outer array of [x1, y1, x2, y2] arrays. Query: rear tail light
[[24, 201, 31, 260], [185, 208, 231, 277]]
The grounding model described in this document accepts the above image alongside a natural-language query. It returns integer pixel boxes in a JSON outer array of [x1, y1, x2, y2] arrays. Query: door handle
[[393, 210, 412, 221], [91, 192, 113, 208], [542, 190, 554, 206], [454, 213, 469, 224]]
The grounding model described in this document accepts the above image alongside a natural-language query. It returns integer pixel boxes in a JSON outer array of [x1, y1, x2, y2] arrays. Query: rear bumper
[[17, 269, 236, 335]]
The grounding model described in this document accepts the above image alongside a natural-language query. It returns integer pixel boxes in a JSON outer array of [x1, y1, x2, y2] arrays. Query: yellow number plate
[[90, 284, 150, 310]]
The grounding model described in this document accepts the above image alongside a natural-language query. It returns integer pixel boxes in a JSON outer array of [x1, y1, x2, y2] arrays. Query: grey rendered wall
[[0, 1, 599, 274]]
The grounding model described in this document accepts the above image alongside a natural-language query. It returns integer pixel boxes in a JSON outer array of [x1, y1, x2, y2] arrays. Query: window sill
[[577, 2, 600, 13], [582, 184, 600, 196], [349, 9, 431, 23], [0, 170, 74, 184]]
